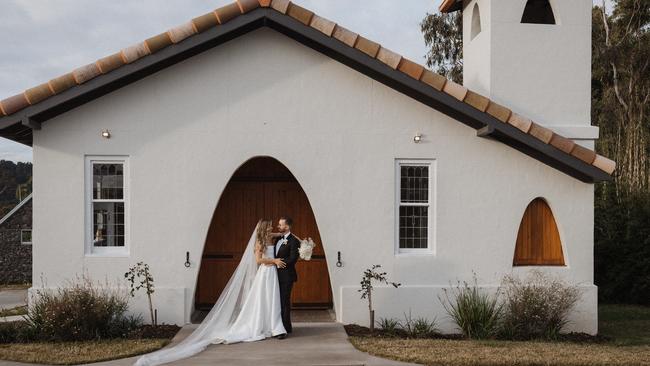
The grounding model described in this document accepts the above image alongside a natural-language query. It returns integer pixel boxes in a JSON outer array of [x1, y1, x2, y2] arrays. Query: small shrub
[[376, 317, 401, 336], [401, 310, 438, 338], [440, 275, 502, 339], [500, 270, 581, 340], [25, 274, 140, 342]]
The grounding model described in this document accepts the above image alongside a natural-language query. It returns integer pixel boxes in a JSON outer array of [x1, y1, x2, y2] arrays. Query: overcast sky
[[0, 0, 609, 163]]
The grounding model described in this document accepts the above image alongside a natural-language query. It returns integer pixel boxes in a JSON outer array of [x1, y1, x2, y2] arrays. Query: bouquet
[[299, 238, 317, 260]]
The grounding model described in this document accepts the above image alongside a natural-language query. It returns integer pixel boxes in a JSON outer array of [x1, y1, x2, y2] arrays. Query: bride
[[134, 220, 290, 366]]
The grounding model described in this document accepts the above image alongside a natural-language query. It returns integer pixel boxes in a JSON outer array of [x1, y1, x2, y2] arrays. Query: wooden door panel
[[196, 159, 332, 309], [292, 260, 332, 305], [196, 259, 239, 306]]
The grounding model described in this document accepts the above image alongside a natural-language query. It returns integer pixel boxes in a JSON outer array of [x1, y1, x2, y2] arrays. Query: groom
[[274, 216, 300, 339]]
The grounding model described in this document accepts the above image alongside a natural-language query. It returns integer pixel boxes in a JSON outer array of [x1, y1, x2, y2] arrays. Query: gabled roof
[[0, 0, 615, 182], [0, 193, 32, 227]]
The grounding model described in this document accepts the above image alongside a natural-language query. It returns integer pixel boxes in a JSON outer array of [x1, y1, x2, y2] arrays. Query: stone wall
[[0, 198, 32, 284]]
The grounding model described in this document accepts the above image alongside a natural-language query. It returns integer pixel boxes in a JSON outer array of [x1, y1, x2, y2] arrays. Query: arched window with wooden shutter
[[513, 198, 565, 266]]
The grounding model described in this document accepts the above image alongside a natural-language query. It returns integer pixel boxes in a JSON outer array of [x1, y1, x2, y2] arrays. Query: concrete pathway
[[0, 288, 27, 311], [0, 323, 419, 366], [97, 322, 416, 366]]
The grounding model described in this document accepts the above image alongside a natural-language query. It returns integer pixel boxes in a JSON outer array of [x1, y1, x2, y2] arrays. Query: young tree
[[420, 11, 463, 83], [359, 265, 401, 332]]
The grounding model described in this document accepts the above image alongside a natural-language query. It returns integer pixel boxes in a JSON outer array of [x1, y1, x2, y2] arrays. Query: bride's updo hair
[[255, 220, 273, 246]]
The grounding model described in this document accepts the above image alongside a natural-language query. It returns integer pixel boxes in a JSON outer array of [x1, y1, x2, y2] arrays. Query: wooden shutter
[[513, 198, 565, 266]]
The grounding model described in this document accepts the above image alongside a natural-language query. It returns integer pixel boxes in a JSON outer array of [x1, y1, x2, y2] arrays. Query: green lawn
[[0, 305, 27, 318], [599, 304, 650, 346], [350, 304, 650, 366]]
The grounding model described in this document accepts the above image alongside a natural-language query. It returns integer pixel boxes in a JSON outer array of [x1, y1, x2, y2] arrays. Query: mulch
[[127, 324, 181, 340], [344, 324, 610, 344]]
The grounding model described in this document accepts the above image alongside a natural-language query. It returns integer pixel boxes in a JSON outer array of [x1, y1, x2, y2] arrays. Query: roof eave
[[439, 0, 463, 13], [0, 7, 612, 183]]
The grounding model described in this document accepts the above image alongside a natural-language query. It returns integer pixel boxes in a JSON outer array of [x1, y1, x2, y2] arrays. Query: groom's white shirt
[[276, 232, 290, 255]]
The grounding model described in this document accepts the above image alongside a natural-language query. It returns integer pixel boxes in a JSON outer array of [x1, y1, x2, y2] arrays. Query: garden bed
[[346, 304, 650, 366]]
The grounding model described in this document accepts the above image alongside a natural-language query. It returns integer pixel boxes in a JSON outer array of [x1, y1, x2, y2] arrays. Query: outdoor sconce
[[185, 251, 191, 268], [101, 129, 111, 139], [413, 133, 422, 143], [336, 251, 343, 267]]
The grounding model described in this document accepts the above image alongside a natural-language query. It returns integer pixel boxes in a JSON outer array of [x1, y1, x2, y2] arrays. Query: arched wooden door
[[195, 157, 332, 310]]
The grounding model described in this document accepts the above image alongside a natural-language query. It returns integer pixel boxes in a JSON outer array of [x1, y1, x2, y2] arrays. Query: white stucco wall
[[463, 0, 598, 146], [31, 28, 597, 334]]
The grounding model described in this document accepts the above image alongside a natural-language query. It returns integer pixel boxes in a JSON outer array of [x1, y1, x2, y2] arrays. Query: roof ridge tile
[[287, 3, 314, 26], [309, 15, 336, 37], [270, 0, 291, 14]]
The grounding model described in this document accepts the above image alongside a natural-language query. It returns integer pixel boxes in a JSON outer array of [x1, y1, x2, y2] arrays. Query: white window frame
[[84, 156, 130, 257], [395, 159, 436, 255], [20, 229, 32, 245]]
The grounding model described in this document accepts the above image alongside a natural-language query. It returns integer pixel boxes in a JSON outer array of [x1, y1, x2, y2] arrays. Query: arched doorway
[[194, 157, 333, 321]]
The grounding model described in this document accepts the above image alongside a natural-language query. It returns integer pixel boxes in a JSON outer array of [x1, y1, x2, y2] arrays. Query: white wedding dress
[[134, 224, 286, 366]]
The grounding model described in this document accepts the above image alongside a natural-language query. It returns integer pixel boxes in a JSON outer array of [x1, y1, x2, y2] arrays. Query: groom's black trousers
[[279, 280, 294, 333]]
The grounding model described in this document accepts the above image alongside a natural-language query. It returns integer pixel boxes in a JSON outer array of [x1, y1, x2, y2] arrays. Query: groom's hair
[[280, 216, 293, 227]]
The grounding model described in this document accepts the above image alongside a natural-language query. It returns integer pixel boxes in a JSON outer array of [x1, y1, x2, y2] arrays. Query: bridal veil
[[133, 222, 260, 366]]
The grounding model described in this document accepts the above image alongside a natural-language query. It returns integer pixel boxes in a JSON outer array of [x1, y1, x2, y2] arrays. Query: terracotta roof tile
[[398, 58, 424, 80], [593, 155, 616, 175], [571, 144, 597, 164], [192, 12, 220, 33], [270, 0, 291, 14], [507, 113, 533, 133], [376, 47, 402, 70], [25, 83, 54, 105], [215, 3, 242, 24], [168, 21, 196, 43], [485, 101, 511, 123], [464, 91, 490, 112], [96, 53, 125, 74], [419, 70, 447, 91], [237, 0, 260, 13], [443, 80, 468, 101], [72, 63, 101, 84], [145, 32, 173, 53], [332, 25, 358, 47], [121, 43, 150, 64], [1, 94, 30, 116], [549, 134, 576, 154], [310, 15, 336, 37], [355, 36, 380, 58], [529, 122, 554, 144], [0, 0, 615, 177], [48, 73, 77, 94], [287, 3, 314, 25]]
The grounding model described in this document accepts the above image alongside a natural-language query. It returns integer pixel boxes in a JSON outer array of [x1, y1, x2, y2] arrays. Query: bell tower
[[442, 0, 597, 147]]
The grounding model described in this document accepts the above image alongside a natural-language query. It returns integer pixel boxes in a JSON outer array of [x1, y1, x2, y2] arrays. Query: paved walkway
[[1, 322, 419, 366], [96, 323, 416, 366], [0, 288, 27, 311]]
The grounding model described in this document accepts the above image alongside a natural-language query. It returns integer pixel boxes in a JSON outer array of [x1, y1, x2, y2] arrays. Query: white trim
[[394, 159, 437, 256], [20, 229, 32, 245], [0, 193, 32, 226], [84, 156, 130, 257]]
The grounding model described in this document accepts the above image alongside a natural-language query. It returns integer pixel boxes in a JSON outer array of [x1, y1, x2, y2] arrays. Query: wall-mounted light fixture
[[414, 133, 422, 143], [101, 129, 111, 139]]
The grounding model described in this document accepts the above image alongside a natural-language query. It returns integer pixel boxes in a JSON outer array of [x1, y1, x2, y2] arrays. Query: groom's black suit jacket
[[274, 233, 300, 283]]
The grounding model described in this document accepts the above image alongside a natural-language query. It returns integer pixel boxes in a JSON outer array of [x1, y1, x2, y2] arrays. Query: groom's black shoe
[[276, 333, 287, 340]]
